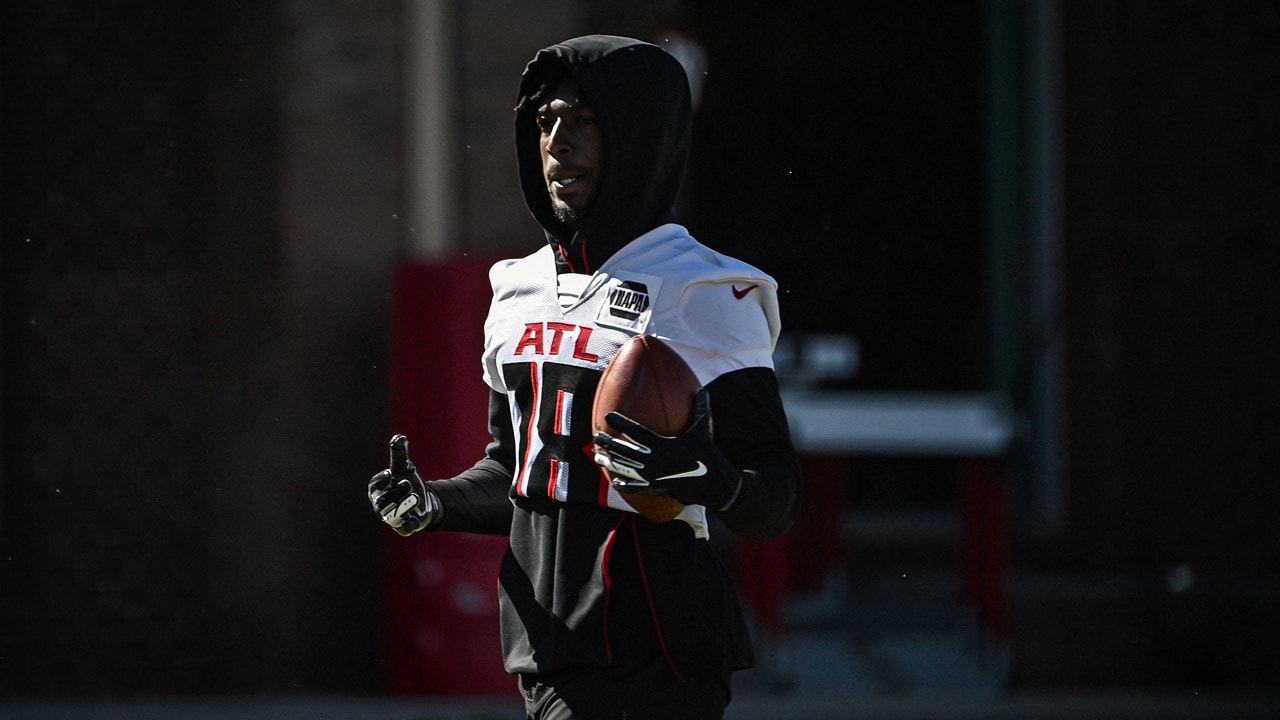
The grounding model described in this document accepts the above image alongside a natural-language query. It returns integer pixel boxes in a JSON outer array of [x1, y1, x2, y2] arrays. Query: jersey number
[[505, 360, 608, 506]]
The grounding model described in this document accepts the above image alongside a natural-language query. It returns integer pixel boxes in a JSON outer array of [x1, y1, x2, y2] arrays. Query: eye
[[535, 114, 555, 133]]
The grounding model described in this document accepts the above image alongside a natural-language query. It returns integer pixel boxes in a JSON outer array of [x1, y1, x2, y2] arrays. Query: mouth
[[547, 162, 589, 189], [548, 172, 586, 191], [549, 177, 592, 212]]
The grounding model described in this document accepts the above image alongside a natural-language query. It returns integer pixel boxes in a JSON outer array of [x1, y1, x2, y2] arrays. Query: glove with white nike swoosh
[[368, 434, 443, 536], [593, 388, 743, 511]]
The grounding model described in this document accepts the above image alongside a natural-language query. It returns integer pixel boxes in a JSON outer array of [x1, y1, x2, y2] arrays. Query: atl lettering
[[514, 321, 599, 361]]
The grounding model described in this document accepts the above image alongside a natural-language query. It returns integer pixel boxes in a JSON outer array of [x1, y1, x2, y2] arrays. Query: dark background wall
[[1, 0, 392, 693], [2, 0, 1278, 697], [1031, 1, 1280, 687], [1060, 0, 1280, 575], [3, 2, 269, 692], [689, 1, 987, 392]]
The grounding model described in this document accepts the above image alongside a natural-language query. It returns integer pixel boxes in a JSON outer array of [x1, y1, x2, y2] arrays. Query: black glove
[[368, 434, 442, 536], [593, 388, 743, 511]]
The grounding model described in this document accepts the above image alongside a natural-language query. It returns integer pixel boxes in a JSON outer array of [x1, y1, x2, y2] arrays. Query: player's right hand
[[368, 435, 442, 536]]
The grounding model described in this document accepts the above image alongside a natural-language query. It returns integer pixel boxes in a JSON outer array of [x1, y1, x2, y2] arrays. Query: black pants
[[519, 654, 730, 720]]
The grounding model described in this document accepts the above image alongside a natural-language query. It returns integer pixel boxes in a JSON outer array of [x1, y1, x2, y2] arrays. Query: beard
[[551, 198, 584, 226]]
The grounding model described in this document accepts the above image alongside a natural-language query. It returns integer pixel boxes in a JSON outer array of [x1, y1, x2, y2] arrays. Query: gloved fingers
[[389, 434, 413, 474], [603, 411, 670, 442], [592, 430, 650, 458], [611, 475, 670, 496], [370, 448, 418, 499], [369, 473, 399, 514], [368, 468, 396, 495], [381, 486, 420, 527], [392, 521, 421, 537], [372, 477, 412, 515], [594, 447, 646, 481]]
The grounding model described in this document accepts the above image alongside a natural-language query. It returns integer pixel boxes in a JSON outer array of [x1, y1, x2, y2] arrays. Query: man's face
[[536, 77, 603, 225]]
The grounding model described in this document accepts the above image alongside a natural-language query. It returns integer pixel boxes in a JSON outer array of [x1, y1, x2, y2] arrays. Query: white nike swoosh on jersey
[[655, 461, 708, 482]]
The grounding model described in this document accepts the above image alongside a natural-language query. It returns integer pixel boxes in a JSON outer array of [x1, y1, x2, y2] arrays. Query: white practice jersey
[[480, 224, 781, 536]]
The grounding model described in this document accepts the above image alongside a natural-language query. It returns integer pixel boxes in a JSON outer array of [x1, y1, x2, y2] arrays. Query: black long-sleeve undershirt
[[428, 389, 518, 535]]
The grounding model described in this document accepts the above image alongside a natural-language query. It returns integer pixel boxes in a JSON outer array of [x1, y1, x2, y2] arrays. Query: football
[[592, 334, 699, 523]]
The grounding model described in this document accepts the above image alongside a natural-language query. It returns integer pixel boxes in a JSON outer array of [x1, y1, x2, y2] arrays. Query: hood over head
[[515, 35, 693, 273]]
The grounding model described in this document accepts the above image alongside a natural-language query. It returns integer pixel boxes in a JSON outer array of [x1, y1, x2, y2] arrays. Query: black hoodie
[[515, 35, 692, 273], [428, 35, 802, 686]]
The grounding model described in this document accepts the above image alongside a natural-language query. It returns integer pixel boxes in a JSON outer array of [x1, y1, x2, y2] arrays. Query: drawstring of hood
[[514, 35, 693, 275]]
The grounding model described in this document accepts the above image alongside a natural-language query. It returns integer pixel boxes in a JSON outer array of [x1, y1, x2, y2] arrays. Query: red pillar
[[959, 460, 1011, 643], [381, 258, 513, 696]]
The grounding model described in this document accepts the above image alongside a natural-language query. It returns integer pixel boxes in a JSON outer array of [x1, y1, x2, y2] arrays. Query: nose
[[546, 118, 572, 156]]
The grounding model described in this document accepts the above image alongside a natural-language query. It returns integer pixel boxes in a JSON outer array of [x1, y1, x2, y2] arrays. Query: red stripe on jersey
[[547, 458, 560, 499], [554, 389, 570, 435], [517, 363, 541, 497], [600, 516, 626, 664]]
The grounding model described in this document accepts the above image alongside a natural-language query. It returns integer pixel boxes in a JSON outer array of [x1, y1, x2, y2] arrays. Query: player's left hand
[[593, 388, 741, 510]]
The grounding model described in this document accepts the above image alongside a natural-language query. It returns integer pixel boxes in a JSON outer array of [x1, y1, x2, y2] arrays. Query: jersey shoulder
[[612, 224, 777, 289], [489, 245, 554, 299], [615, 227, 782, 381]]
